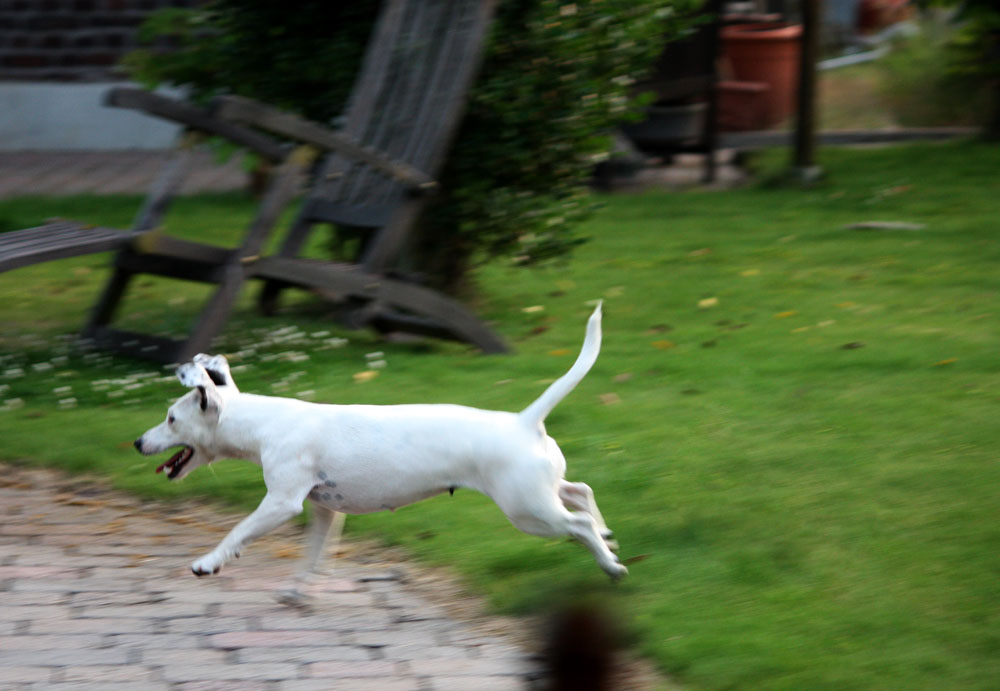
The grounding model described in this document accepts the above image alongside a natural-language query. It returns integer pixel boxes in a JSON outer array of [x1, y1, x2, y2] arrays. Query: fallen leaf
[[522, 305, 545, 313], [844, 221, 925, 231], [817, 320, 835, 327], [652, 340, 675, 350], [698, 297, 718, 309], [622, 554, 651, 565], [599, 393, 621, 405], [645, 324, 672, 334], [775, 310, 798, 319], [740, 269, 760, 276], [933, 358, 957, 367], [548, 348, 570, 356], [791, 326, 811, 333], [353, 370, 379, 383]]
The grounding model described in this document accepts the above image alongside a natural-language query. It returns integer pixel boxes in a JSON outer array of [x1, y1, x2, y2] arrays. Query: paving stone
[[428, 676, 530, 691], [280, 680, 419, 691], [304, 659, 401, 678], [235, 644, 373, 664], [31, 684, 171, 691], [158, 662, 300, 682], [60, 664, 159, 683], [0, 666, 53, 683], [409, 658, 527, 677], [210, 629, 347, 650]]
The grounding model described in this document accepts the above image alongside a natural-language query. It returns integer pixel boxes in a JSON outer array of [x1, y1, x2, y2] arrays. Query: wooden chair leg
[[179, 265, 247, 360], [83, 264, 134, 336]]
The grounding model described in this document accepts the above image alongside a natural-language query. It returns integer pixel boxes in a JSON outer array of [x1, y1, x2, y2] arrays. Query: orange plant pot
[[721, 22, 802, 127]]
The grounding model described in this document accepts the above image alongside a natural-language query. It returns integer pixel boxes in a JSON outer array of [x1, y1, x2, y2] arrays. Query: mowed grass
[[1, 140, 998, 689]]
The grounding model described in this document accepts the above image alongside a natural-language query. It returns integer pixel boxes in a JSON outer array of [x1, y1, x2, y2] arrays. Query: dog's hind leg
[[277, 506, 346, 607], [495, 473, 627, 581], [558, 480, 617, 551]]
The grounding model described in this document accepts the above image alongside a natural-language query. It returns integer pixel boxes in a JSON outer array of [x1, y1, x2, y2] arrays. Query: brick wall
[[0, 0, 199, 82]]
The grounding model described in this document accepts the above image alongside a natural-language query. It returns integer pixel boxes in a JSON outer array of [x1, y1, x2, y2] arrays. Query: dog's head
[[133, 359, 228, 481]]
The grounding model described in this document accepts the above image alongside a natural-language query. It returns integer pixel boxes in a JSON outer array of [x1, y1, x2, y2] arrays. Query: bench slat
[[0, 222, 139, 273]]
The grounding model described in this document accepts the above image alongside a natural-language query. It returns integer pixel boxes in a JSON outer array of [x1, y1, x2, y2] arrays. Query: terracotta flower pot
[[721, 22, 802, 127]]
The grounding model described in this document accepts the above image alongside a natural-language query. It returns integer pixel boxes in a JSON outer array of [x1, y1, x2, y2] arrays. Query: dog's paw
[[191, 556, 221, 577], [275, 588, 314, 609], [602, 555, 628, 582]]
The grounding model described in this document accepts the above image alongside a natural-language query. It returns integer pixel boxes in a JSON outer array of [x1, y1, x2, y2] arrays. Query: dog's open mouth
[[155, 446, 193, 480]]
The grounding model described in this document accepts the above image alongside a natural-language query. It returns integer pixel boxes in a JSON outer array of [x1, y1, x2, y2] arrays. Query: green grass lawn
[[2, 140, 999, 689]]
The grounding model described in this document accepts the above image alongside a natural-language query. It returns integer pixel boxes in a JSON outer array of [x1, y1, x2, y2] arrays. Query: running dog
[[134, 303, 625, 594]]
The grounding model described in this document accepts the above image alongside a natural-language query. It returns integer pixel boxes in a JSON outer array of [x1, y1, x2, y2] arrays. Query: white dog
[[134, 303, 625, 593]]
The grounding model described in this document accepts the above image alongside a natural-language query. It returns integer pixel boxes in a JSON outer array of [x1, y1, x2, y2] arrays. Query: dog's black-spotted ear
[[197, 385, 209, 412]]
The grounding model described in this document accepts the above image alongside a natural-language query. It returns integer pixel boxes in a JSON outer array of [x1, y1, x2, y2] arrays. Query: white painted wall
[[0, 82, 183, 151]]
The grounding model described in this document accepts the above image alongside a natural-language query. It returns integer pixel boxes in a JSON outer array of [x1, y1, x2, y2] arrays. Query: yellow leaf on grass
[[353, 370, 379, 383], [933, 358, 957, 367], [740, 269, 760, 276], [652, 340, 675, 350], [522, 305, 545, 313], [698, 297, 718, 309], [548, 348, 570, 356], [775, 310, 798, 319]]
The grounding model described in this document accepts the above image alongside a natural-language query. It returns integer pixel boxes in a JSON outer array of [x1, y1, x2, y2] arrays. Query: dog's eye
[[168, 415, 175, 425]]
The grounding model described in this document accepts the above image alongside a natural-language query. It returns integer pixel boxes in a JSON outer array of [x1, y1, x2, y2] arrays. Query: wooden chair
[[0, 0, 506, 362], [216, 0, 506, 353]]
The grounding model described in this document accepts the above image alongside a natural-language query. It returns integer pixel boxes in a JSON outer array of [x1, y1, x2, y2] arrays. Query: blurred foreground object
[[544, 603, 621, 691]]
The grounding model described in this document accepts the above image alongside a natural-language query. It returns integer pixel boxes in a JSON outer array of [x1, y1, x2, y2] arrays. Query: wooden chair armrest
[[104, 87, 289, 163], [213, 95, 438, 193]]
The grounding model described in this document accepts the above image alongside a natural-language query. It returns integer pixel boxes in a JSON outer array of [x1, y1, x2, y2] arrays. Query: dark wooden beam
[[792, 0, 822, 181]]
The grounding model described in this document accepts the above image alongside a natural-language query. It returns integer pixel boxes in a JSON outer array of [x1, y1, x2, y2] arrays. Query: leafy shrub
[[880, 12, 989, 127], [124, 0, 699, 292], [880, 3, 998, 133]]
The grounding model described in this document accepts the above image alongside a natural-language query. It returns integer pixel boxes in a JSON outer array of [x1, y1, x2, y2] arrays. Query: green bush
[[880, 12, 990, 127], [880, 2, 999, 133], [124, 0, 699, 292]]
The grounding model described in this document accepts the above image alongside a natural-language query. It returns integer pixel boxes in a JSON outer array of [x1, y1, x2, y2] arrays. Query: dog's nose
[[133, 438, 143, 452]]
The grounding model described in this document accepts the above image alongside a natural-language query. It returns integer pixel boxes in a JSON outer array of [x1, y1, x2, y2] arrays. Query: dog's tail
[[519, 302, 602, 430]]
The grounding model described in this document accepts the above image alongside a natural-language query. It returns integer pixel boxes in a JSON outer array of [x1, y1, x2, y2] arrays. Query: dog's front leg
[[191, 492, 303, 576]]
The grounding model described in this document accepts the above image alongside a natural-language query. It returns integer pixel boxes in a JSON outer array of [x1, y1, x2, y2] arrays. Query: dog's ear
[[195, 384, 224, 422], [176, 362, 213, 389]]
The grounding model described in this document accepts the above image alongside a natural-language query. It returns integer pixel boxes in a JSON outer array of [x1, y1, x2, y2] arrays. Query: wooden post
[[792, 0, 822, 182], [701, 0, 723, 184]]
